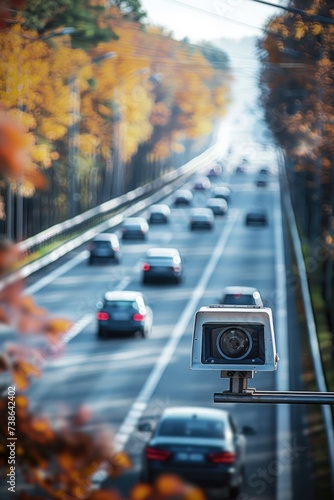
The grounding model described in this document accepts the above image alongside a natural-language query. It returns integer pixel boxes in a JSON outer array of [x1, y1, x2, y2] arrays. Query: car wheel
[[229, 485, 241, 499], [134, 329, 146, 339], [97, 327, 107, 339], [142, 275, 150, 285]]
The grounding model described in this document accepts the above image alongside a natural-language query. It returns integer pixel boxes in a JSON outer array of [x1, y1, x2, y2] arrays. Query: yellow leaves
[[310, 22, 322, 36], [44, 317, 72, 340], [153, 140, 170, 159], [31, 417, 54, 441], [151, 102, 171, 126], [58, 452, 75, 471], [31, 144, 53, 167], [0, 110, 34, 176], [7, 109, 37, 130], [110, 451, 132, 475], [12, 359, 41, 390], [39, 118, 68, 142], [78, 133, 100, 156], [131, 483, 152, 500], [294, 23, 306, 41], [154, 474, 205, 499]]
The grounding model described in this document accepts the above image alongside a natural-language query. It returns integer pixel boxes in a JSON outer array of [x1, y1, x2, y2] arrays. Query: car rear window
[[148, 256, 174, 264], [94, 241, 111, 247], [223, 294, 255, 305], [158, 418, 224, 438], [104, 300, 139, 310]]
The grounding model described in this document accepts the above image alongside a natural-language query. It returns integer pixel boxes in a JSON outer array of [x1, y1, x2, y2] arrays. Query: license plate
[[175, 452, 204, 462], [112, 313, 130, 321]]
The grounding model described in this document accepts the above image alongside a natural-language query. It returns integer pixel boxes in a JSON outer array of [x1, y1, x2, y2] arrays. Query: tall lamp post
[[68, 51, 116, 219], [111, 68, 149, 198]]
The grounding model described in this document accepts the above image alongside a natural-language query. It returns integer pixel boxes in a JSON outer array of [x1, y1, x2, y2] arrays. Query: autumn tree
[[0, 0, 231, 237], [258, 0, 334, 354]]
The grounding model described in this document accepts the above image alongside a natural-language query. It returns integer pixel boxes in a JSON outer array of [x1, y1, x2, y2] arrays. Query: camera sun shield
[[190, 306, 278, 372]]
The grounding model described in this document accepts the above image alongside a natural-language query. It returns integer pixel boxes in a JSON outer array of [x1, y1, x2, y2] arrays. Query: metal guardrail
[[1, 146, 218, 292], [278, 149, 334, 497]]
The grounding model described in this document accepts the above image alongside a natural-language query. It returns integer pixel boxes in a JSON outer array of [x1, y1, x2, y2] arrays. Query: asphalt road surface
[[9, 150, 315, 499]]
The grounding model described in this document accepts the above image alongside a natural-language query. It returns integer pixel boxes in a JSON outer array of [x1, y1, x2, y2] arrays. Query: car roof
[[104, 290, 144, 302], [191, 208, 213, 215], [160, 406, 230, 421], [146, 247, 180, 257], [123, 217, 147, 224], [222, 286, 261, 295], [246, 209, 267, 215], [207, 198, 227, 205], [150, 204, 170, 211], [93, 233, 118, 241], [175, 189, 192, 195]]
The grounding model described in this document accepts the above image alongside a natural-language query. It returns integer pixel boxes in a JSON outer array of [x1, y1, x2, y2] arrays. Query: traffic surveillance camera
[[190, 305, 278, 372]]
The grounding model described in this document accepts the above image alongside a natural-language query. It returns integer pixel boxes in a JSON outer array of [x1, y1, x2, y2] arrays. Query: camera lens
[[217, 327, 252, 360]]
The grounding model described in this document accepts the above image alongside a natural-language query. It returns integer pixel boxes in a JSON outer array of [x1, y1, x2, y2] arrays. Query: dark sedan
[[173, 189, 193, 206], [148, 204, 171, 224], [206, 197, 228, 216], [140, 406, 248, 497], [96, 290, 153, 338], [88, 233, 121, 265], [142, 247, 183, 284], [212, 185, 231, 203], [189, 208, 214, 230], [245, 209, 268, 226], [121, 217, 149, 240]]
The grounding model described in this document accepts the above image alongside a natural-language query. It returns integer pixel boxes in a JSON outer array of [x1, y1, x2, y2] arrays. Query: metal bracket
[[215, 371, 334, 404]]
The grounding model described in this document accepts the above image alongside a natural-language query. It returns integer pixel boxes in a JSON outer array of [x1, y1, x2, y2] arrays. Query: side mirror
[[137, 421, 153, 433], [241, 425, 256, 436]]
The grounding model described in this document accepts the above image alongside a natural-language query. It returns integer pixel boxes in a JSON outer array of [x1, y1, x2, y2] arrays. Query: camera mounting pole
[[215, 371, 334, 405]]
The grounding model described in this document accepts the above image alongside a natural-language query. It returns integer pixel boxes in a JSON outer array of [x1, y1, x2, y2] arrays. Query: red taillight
[[97, 312, 109, 321], [133, 313, 145, 322], [208, 451, 236, 464], [143, 263, 150, 271], [173, 266, 181, 272], [145, 447, 171, 461]]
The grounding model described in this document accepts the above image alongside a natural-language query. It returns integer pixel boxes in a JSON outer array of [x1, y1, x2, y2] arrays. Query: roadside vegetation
[[259, 1, 334, 494], [258, 0, 334, 385], [0, 0, 231, 240]]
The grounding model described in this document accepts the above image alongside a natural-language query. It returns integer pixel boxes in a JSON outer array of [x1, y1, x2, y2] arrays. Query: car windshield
[[158, 418, 225, 438], [223, 294, 256, 305]]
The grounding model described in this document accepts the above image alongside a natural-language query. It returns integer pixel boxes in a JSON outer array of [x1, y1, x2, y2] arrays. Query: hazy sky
[[140, 0, 285, 41]]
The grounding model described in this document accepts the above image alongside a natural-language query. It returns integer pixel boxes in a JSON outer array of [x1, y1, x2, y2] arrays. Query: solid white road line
[[25, 251, 89, 295]]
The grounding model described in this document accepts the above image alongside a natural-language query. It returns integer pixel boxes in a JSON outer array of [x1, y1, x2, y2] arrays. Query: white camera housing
[[190, 305, 278, 372]]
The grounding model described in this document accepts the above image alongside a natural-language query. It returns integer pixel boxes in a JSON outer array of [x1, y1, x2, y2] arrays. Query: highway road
[[14, 144, 317, 499]]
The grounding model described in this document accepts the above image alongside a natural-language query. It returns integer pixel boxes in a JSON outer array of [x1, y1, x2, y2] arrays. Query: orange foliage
[[0, 110, 47, 189]]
